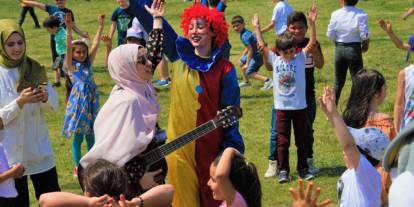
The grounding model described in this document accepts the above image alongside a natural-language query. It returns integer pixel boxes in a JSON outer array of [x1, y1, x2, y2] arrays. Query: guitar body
[[124, 140, 168, 196]]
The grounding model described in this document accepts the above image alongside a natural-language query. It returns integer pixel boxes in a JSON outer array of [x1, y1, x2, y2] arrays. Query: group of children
[[2, 0, 414, 206]]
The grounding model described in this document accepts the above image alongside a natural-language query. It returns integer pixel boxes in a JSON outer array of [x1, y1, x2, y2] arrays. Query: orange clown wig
[[180, 3, 228, 48]]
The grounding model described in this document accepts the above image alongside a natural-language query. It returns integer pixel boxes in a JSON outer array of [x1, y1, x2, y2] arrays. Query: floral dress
[[62, 60, 99, 138]]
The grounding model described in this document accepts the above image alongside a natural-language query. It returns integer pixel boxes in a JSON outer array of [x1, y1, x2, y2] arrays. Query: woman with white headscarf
[[79, 0, 165, 199]]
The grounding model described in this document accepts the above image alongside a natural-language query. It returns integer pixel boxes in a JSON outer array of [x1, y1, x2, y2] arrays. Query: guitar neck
[[143, 120, 218, 166]]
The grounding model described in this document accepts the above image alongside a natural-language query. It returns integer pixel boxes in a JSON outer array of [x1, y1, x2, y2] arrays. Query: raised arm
[[319, 87, 360, 169], [125, 184, 174, 207], [260, 20, 275, 34], [89, 14, 105, 64], [394, 70, 406, 133], [311, 42, 324, 69], [304, 4, 317, 54], [402, 5, 414, 20], [101, 35, 112, 67], [39, 192, 111, 207], [145, 0, 165, 70], [252, 14, 271, 70], [379, 19, 411, 51], [71, 22, 90, 39], [65, 13, 73, 72], [21, 0, 46, 11], [214, 148, 239, 205]]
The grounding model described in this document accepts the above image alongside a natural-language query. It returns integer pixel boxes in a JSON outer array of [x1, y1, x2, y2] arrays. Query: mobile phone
[[37, 83, 47, 91]]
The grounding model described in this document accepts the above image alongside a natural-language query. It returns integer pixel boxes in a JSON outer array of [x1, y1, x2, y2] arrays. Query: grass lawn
[[0, 0, 412, 206]]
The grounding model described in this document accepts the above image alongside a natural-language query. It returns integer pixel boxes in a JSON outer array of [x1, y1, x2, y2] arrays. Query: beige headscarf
[[0, 19, 47, 91]]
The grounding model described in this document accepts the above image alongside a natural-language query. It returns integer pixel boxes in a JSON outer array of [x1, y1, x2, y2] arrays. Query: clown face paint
[[188, 18, 215, 50]]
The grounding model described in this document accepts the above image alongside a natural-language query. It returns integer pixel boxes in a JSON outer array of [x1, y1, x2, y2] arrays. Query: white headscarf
[[80, 44, 160, 167]]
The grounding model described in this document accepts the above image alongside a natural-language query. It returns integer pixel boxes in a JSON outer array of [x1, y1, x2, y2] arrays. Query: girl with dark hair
[[62, 13, 105, 177], [39, 159, 174, 207], [342, 69, 396, 206], [208, 147, 261, 207], [343, 69, 396, 139]]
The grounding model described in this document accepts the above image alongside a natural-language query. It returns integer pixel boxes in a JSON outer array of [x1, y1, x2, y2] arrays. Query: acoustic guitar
[[78, 105, 242, 196]]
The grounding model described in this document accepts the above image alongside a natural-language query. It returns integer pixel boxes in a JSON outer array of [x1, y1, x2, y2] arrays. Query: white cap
[[126, 27, 144, 39], [348, 127, 389, 161]]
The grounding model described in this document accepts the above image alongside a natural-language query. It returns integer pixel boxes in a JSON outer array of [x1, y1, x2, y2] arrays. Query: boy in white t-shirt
[[320, 87, 389, 207], [261, 0, 293, 36], [0, 144, 25, 206], [253, 4, 317, 183]]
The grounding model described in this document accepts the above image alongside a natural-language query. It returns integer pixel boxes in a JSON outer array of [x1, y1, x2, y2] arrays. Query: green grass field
[[0, 0, 412, 206]]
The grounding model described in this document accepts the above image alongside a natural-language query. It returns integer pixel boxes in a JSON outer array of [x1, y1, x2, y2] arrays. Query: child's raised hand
[[145, 0, 165, 18], [251, 14, 260, 28], [308, 4, 318, 25], [378, 19, 392, 32], [98, 14, 106, 26], [319, 87, 337, 119], [11, 163, 25, 178], [289, 179, 331, 207], [101, 35, 112, 47], [65, 12, 72, 26]]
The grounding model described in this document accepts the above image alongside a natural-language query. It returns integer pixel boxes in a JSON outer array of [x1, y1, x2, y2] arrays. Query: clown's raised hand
[[145, 0, 165, 18]]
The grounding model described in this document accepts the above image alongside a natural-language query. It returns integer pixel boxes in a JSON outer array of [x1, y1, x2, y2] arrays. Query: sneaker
[[260, 79, 273, 90], [52, 82, 61, 87], [264, 160, 278, 178], [73, 167, 78, 177], [278, 170, 290, 183], [298, 169, 314, 181], [156, 79, 170, 87], [307, 158, 321, 174], [238, 81, 252, 88]]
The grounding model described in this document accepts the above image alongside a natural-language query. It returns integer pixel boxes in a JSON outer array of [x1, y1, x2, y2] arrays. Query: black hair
[[231, 15, 245, 25], [343, 69, 386, 128], [275, 31, 296, 51], [208, 0, 221, 7], [287, 11, 307, 28], [127, 37, 146, 47], [344, 0, 359, 6], [43, 16, 60, 28], [83, 159, 128, 201], [213, 154, 262, 207]]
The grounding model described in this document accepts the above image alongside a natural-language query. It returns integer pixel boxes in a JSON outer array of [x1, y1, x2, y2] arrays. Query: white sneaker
[[307, 158, 320, 174], [264, 160, 278, 178], [239, 81, 252, 88], [260, 79, 273, 90]]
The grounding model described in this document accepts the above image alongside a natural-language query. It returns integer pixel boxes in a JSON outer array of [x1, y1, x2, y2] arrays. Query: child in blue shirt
[[109, 7, 133, 46], [231, 15, 272, 90], [43, 16, 66, 88], [253, 4, 318, 183]]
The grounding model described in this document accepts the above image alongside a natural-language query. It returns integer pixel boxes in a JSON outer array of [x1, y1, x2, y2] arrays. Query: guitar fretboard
[[143, 120, 217, 165]]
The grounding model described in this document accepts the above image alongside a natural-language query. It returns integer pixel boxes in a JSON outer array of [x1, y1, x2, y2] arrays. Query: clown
[[117, 1, 244, 207]]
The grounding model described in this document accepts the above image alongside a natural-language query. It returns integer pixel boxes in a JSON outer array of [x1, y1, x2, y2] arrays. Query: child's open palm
[[319, 87, 337, 119], [308, 4, 318, 25], [290, 179, 331, 207], [145, 0, 165, 18], [251, 14, 260, 28]]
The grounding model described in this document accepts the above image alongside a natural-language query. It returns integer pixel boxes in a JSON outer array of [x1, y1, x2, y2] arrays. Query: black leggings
[[12, 167, 60, 207]]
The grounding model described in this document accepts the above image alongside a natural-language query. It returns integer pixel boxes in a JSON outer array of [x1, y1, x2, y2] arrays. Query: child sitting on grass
[[0, 144, 25, 207], [39, 159, 174, 207], [231, 15, 272, 90], [320, 87, 389, 207], [208, 147, 261, 207]]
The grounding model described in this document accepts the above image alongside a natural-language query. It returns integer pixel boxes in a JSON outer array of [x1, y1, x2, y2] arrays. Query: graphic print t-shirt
[[111, 8, 133, 45], [268, 50, 307, 110]]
